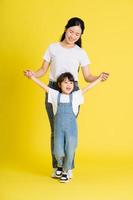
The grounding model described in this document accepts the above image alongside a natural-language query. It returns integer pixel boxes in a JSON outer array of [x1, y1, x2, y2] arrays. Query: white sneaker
[[60, 172, 69, 183], [67, 170, 72, 179], [51, 167, 63, 178]]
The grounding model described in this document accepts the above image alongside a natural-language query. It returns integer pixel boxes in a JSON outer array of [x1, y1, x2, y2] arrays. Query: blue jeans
[[45, 81, 79, 169]]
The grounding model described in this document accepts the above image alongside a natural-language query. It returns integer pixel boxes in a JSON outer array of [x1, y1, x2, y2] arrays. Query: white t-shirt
[[43, 42, 91, 81], [48, 88, 84, 116]]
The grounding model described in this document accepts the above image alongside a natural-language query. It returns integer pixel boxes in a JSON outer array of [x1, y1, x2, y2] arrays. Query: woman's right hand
[[24, 69, 35, 78]]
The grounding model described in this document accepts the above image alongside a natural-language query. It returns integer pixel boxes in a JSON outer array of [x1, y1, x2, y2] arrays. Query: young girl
[[24, 17, 109, 178], [25, 72, 105, 183]]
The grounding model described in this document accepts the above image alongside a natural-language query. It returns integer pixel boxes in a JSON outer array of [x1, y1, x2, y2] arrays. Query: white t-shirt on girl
[[43, 42, 91, 82], [48, 88, 84, 116]]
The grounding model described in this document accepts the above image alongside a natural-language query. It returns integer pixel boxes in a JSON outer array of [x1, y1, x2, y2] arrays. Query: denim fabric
[[45, 81, 79, 169], [54, 93, 77, 172]]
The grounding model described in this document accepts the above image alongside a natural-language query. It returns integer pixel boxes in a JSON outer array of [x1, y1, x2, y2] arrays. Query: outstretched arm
[[81, 73, 108, 94], [30, 76, 49, 93]]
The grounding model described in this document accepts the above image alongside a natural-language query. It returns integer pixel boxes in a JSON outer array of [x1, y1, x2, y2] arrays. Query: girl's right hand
[[24, 70, 35, 78]]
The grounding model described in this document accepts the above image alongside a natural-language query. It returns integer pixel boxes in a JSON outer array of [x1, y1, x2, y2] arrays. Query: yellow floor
[[1, 154, 133, 200]]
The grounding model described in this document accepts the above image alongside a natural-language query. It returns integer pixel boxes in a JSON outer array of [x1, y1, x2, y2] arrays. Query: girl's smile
[[60, 78, 74, 94]]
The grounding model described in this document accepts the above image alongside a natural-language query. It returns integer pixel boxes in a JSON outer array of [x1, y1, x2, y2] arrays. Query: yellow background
[[0, 0, 133, 199]]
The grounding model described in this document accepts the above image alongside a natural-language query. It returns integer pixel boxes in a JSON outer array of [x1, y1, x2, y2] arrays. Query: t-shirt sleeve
[[48, 88, 58, 104], [73, 90, 84, 106], [43, 45, 51, 63], [80, 49, 91, 67]]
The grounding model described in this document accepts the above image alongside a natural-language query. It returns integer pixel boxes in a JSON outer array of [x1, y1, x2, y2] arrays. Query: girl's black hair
[[60, 17, 85, 48], [57, 72, 75, 93]]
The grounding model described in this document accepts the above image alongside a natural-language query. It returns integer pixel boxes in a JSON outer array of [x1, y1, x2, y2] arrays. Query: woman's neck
[[60, 40, 75, 48]]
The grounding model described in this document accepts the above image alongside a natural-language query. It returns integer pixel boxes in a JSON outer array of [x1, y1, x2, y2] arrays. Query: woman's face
[[64, 25, 82, 45]]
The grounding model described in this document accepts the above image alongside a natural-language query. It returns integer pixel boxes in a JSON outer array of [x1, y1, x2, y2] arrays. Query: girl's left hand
[[99, 72, 109, 81]]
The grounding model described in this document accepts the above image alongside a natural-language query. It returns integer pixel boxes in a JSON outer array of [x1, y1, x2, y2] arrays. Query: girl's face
[[59, 77, 74, 95], [64, 25, 82, 45]]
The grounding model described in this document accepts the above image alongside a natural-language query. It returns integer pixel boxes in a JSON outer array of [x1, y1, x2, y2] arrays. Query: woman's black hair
[[60, 17, 85, 48], [57, 72, 75, 93]]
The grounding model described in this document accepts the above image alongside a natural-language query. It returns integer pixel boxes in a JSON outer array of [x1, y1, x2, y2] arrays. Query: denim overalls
[[54, 92, 77, 172]]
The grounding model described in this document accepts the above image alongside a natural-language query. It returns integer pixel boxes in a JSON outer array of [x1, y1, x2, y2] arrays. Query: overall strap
[[69, 93, 73, 105], [57, 92, 61, 105]]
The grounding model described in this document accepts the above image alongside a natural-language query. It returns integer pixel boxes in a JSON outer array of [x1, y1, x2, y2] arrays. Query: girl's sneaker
[[51, 167, 63, 178], [60, 172, 69, 183]]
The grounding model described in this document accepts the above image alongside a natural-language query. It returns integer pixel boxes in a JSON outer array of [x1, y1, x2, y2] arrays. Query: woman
[[24, 17, 109, 178]]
